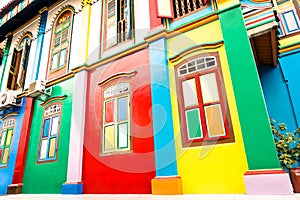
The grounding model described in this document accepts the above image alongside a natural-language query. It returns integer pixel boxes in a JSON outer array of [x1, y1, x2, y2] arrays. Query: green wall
[[22, 79, 73, 193], [218, 5, 281, 170]]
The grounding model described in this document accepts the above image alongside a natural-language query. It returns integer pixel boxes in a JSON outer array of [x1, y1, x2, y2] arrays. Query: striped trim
[[40, 95, 67, 107], [1, 112, 19, 120], [244, 169, 287, 175], [169, 41, 224, 63], [98, 70, 137, 86]]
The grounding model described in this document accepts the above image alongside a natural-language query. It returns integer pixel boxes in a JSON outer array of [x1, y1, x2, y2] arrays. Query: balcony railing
[[173, 0, 206, 19]]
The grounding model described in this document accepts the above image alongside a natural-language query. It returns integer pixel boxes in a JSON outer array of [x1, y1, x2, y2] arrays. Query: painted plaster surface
[[0, 99, 26, 194], [82, 48, 155, 194], [168, 20, 248, 194], [22, 79, 74, 193]]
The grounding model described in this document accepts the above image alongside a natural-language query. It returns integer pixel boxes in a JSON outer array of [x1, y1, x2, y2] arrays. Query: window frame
[[101, 82, 132, 155], [7, 35, 31, 91], [0, 118, 16, 168], [103, 0, 133, 50], [48, 9, 74, 76], [175, 53, 235, 148], [37, 103, 62, 163]]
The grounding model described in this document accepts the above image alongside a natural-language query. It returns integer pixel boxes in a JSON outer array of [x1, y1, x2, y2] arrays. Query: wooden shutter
[[107, 0, 118, 47], [125, 0, 131, 39], [16, 41, 29, 88], [156, 0, 173, 18]]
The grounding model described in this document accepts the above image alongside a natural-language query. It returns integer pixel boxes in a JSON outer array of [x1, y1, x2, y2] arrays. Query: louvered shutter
[[107, 0, 118, 47]]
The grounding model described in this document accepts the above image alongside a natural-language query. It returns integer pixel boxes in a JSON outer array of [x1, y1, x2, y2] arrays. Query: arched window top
[[17, 36, 31, 51], [104, 82, 129, 98], [44, 104, 62, 117], [178, 56, 217, 76], [55, 10, 72, 31], [2, 118, 15, 129]]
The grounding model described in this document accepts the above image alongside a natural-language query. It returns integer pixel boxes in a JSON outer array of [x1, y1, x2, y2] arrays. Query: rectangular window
[[52, 53, 59, 70], [0, 119, 15, 167], [105, 0, 132, 48], [38, 111, 60, 162], [102, 83, 130, 154], [282, 10, 300, 33], [177, 55, 233, 147], [59, 49, 67, 68]]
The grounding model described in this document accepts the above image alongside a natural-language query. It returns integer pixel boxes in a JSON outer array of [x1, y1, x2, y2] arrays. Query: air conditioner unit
[[0, 90, 20, 109], [27, 80, 47, 98]]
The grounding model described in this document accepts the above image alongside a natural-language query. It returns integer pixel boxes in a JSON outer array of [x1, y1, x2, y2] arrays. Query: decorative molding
[[98, 70, 137, 86], [1, 112, 19, 120], [169, 41, 224, 63], [40, 95, 67, 107]]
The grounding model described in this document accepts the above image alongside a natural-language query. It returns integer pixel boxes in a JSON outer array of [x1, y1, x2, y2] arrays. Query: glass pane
[[283, 11, 299, 31], [205, 104, 225, 137], [200, 73, 220, 104], [2, 148, 9, 164], [118, 123, 128, 149], [59, 49, 67, 68], [104, 125, 115, 152], [6, 130, 13, 146], [185, 109, 202, 139], [0, 131, 6, 146], [52, 53, 58, 70], [40, 139, 48, 159], [43, 119, 50, 137], [118, 97, 128, 121], [48, 138, 56, 158], [50, 116, 60, 136], [182, 78, 198, 108], [105, 101, 114, 123]]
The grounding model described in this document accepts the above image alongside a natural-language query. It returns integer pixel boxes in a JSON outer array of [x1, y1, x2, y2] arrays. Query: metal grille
[[173, 0, 206, 18]]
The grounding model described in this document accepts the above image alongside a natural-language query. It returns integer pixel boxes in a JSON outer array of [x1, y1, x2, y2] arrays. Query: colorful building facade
[[0, 0, 297, 195]]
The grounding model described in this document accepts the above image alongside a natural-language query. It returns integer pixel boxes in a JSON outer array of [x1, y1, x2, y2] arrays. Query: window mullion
[[195, 74, 208, 138]]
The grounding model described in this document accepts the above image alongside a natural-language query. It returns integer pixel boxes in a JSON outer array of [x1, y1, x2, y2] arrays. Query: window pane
[[54, 34, 61, 47], [105, 101, 114, 123], [49, 138, 56, 158], [61, 29, 69, 44], [182, 78, 198, 108], [40, 139, 48, 159], [50, 116, 60, 136], [283, 11, 299, 32], [6, 130, 13, 146], [0, 131, 6, 146], [52, 53, 58, 70], [185, 109, 202, 139], [118, 123, 128, 149], [2, 148, 9, 164], [43, 119, 50, 137], [118, 97, 128, 121], [59, 49, 67, 68], [205, 104, 225, 138], [200, 73, 220, 104], [104, 125, 115, 152]]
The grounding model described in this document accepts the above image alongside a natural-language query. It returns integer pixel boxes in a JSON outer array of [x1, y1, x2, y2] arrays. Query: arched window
[[7, 35, 31, 90], [0, 118, 16, 167], [49, 9, 73, 75], [175, 53, 234, 147], [102, 82, 131, 153], [38, 103, 62, 162]]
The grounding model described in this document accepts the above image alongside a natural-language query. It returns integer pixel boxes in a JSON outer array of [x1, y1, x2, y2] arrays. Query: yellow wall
[[167, 20, 249, 194]]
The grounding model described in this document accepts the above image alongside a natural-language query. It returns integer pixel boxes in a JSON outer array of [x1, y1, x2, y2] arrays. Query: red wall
[[82, 49, 156, 194]]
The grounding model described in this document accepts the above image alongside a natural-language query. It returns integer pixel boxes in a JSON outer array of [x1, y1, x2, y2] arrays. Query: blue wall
[[258, 52, 300, 132], [0, 98, 26, 194], [258, 64, 297, 130]]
